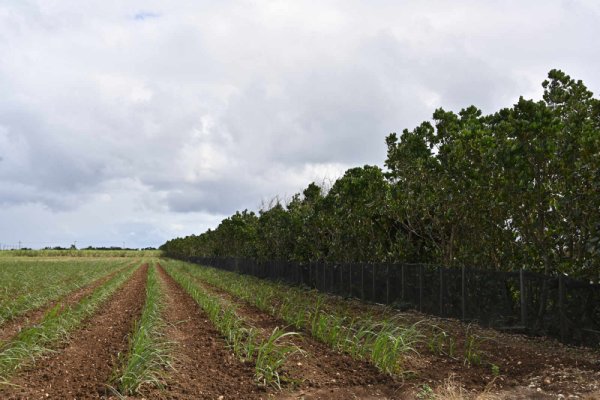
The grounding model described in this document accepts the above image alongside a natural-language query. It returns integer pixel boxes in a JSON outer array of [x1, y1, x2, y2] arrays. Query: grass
[[112, 264, 170, 396], [163, 264, 301, 389], [0, 262, 140, 382]]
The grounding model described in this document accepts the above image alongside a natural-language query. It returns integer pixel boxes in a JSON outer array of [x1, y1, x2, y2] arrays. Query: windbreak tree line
[[161, 70, 600, 282]]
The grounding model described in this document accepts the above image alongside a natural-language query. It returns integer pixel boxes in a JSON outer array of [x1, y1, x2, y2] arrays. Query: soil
[[0, 263, 148, 399], [141, 264, 268, 399], [180, 271, 405, 399], [0, 266, 126, 344]]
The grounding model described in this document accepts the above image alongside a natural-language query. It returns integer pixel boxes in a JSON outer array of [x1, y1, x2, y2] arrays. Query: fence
[[183, 256, 600, 347]]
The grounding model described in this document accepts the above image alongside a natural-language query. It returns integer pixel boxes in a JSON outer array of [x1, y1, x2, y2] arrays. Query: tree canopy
[[161, 70, 600, 281]]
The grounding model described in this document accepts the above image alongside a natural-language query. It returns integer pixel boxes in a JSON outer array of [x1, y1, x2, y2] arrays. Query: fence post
[[419, 264, 423, 312], [361, 263, 365, 301], [559, 275, 566, 343], [520, 269, 527, 328], [386, 264, 390, 305], [401, 264, 405, 302], [372, 263, 376, 302], [349, 263, 353, 297], [338, 265, 341, 295], [461, 266, 466, 321], [330, 264, 334, 293], [315, 262, 318, 289], [340, 264, 343, 295], [439, 267, 444, 316]]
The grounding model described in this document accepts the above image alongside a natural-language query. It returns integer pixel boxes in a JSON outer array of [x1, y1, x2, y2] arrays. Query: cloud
[[0, 0, 598, 247]]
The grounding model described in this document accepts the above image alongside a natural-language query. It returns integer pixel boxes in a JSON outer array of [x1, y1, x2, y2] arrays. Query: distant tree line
[[39, 246, 157, 251], [161, 70, 600, 281]]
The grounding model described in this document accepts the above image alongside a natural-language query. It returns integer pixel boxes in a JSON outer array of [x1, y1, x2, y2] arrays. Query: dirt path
[[178, 270, 405, 399], [145, 264, 267, 399], [1, 264, 148, 399], [0, 266, 127, 344]]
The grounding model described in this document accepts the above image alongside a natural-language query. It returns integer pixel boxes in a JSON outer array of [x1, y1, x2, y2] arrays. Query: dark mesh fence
[[185, 256, 600, 347]]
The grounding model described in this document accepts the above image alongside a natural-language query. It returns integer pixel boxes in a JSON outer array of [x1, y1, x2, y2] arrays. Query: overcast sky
[[0, 0, 599, 249]]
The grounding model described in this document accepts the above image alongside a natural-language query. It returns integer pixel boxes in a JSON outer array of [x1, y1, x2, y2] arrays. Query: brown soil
[[181, 272, 405, 399], [0, 266, 126, 344], [144, 264, 268, 399], [1, 264, 148, 399]]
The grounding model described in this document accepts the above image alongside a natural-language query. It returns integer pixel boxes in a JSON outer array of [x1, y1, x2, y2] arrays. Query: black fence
[[182, 256, 600, 347]]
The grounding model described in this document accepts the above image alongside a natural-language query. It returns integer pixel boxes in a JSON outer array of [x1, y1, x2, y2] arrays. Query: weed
[[490, 363, 500, 376], [416, 383, 435, 400]]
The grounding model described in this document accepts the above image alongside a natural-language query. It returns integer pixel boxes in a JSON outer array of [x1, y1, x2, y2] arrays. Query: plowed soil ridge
[[177, 268, 404, 399], [0, 266, 126, 344], [1, 264, 148, 399], [147, 264, 267, 400]]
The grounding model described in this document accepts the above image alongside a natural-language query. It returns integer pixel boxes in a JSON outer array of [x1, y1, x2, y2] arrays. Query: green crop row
[[0, 258, 132, 326], [112, 264, 170, 396], [0, 262, 140, 383], [163, 264, 301, 389], [164, 260, 423, 376]]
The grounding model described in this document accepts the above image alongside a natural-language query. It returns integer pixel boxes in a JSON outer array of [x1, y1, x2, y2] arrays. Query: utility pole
[[18, 241, 21, 250]]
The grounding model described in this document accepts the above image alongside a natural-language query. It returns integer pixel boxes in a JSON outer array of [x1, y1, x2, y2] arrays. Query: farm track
[[0, 265, 128, 344], [177, 268, 405, 399], [146, 263, 266, 399], [1, 263, 148, 399]]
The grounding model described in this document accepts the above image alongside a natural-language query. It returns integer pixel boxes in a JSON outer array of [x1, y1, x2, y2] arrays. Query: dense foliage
[[161, 70, 600, 281]]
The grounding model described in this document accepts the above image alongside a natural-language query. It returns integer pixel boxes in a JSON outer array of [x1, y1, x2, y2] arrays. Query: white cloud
[[0, 0, 598, 247]]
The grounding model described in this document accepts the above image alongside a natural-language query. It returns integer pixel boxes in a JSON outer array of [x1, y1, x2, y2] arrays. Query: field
[[0, 256, 598, 399]]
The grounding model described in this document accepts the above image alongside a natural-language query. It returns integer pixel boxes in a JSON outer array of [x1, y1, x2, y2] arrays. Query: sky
[[0, 0, 599, 249]]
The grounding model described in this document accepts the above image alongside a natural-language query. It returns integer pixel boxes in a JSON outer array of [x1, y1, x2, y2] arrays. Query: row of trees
[[161, 70, 600, 281]]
